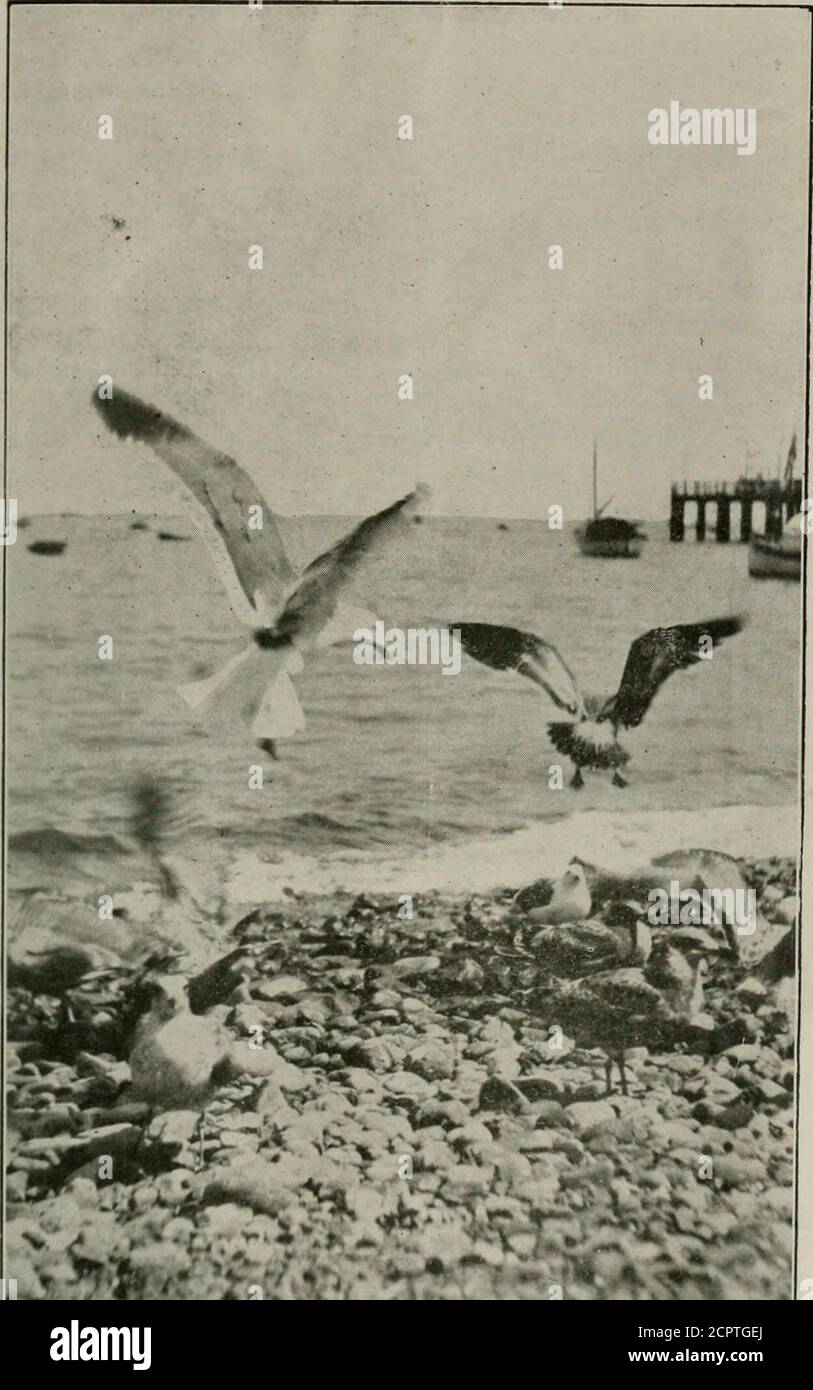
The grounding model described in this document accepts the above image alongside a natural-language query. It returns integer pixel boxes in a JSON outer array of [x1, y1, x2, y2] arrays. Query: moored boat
[[748, 520, 801, 581], [747, 438, 802, 580], [576, 441, 646, 558], [575, 515, 646, 558]]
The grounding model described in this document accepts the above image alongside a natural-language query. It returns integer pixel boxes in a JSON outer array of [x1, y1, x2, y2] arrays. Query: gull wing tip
[[91, 384, 170, 444]]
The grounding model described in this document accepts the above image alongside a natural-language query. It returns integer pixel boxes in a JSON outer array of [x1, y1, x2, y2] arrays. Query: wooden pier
[[669, 477, 803, 543]]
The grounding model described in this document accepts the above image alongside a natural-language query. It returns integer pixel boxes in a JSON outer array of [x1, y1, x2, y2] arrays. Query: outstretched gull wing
[[601, 615, 745, 729], [269, 484, 430, 645], [456, 622, 584, 716], [92, 388, 296, 627]]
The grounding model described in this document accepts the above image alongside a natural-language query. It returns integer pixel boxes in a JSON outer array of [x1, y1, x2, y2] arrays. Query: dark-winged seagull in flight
[[93, 387, 429, 752], [456, 616, 745, 788]]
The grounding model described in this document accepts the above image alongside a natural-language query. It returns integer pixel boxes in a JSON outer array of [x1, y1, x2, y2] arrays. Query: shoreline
[[223, 801, 800, 908]]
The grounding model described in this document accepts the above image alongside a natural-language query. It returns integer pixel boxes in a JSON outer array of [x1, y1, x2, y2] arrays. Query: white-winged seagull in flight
[[93, 387, 429, 754]]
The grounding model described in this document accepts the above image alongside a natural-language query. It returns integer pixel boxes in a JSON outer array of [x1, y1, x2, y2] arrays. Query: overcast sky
[[9, 2, 810, 518]]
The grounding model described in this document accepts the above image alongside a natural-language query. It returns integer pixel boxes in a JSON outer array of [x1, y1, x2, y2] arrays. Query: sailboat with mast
[[574, 441, 647, 558]]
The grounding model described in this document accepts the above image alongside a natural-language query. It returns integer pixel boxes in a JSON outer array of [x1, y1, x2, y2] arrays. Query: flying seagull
[[92, 388, 429, 752], [456, 616, 745, 788]]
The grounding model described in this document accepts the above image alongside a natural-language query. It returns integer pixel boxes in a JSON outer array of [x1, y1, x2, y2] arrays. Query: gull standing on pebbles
[[92, 387, 429, 755], [456, 616, 745, 788], [533, 936, 718, 1096], [128, 975, 232, 1108]]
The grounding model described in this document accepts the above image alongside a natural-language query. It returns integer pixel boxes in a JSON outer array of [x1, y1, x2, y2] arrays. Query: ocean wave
[[8, 827, 131, 857], [226, 802, 800, 906]]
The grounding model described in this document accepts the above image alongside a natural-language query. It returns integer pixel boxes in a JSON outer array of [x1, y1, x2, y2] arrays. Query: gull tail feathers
[[252, 669, 306, 739], [177, 646, 257, 714], [548, 719, 629, 770], [178, 644, 305, 740]]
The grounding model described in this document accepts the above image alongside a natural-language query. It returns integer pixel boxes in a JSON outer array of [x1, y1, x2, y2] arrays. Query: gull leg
[[617, 1053, 629, 1097], [611, 770, 628, 788], [257, 739, 279, 761], [570, 767, 585, 790], [197, 1111, 207, 1171], [604, 1057, 614, 1094]]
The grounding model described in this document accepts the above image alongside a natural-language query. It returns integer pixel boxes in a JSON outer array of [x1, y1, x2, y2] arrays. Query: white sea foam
[[225, 802, 799, 906]]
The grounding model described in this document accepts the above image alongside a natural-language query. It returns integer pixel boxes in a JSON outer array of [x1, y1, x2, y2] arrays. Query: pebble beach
[[7, 853, 796, 1302]]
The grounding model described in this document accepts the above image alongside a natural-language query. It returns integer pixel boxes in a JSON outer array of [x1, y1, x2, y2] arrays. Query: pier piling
[[669, 477, 802, 543], [669, 492, 685, 542]]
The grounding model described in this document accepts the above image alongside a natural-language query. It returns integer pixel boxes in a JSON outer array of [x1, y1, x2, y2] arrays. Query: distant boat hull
[[27, 540, 66, 556], [574, 525, 645, 559], [748, 534, 801, 581]]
